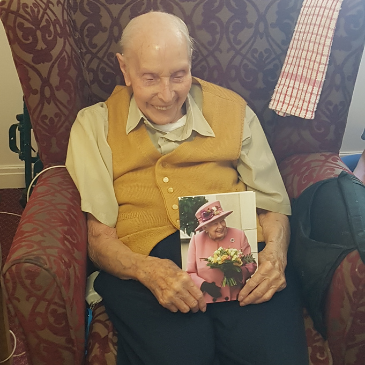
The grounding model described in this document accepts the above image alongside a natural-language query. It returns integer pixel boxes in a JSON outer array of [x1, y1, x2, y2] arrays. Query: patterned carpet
[[0, 188, 28, 365]]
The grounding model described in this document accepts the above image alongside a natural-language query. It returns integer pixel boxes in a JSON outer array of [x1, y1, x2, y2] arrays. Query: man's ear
[[116, 53, 132, 86]]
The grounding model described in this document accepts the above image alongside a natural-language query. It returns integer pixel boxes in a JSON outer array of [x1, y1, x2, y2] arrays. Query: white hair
[[119, 11, 194, 61]]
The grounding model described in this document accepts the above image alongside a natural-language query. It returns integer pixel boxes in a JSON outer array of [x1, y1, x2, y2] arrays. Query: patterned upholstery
[[86, 302, 117, 365], [1, 0, 365, 364], [2, 168, 87, 364], [326, 250, 365, 365]]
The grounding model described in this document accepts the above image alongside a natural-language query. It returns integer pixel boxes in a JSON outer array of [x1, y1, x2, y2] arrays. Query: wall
[[0, 23, 364, 188], [340, 53, 365, 155], [0, 23, 25, 189]]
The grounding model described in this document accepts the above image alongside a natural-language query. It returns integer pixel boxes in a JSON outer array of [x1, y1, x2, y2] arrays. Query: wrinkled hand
[[201, 281, 222, 298], [237, 247, 286, 306], [138, 256, 206, 313]]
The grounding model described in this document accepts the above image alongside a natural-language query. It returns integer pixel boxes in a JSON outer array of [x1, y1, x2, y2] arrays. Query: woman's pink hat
[[195, 200, 233, 232]]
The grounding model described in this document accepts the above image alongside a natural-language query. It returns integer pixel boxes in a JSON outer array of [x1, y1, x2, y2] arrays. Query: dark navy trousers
[[94, 232, 309, 365]]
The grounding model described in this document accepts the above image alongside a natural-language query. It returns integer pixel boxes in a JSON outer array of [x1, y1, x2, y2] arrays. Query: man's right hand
[[87, 214, 206, 314], [137, 256, 207, 314]]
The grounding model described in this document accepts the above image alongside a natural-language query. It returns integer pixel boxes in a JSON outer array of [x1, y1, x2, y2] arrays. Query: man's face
[[117, 35, 192, 125]]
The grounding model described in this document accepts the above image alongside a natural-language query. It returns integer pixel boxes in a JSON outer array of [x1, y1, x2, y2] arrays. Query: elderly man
[[66, 11, 308, 365]]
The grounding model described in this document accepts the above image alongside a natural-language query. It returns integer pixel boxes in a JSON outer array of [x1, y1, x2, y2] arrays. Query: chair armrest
[[2, 167, 87, 365], [279, 152, 352, 199]]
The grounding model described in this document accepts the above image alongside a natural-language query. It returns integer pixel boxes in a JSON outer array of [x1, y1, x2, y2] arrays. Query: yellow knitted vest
[[107, 77, 264, 254]]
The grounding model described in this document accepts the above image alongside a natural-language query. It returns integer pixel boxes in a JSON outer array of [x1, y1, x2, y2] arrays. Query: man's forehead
[[130, 30, 185, 53], [127, 36, 190, 71], [136, 58, 190, 75]]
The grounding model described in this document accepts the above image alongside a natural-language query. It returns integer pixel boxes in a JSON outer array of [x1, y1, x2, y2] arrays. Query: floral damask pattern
[[86, 302, 117, 365], [1, 0, 365, 364], [0, 0, 89, 165], [279, 153, 352, 199], [326, 250, 365, 365], [304, 309, 332, 365]]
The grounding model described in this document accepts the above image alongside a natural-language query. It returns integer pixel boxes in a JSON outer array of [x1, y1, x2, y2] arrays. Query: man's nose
[[158, 79, 174, 102]]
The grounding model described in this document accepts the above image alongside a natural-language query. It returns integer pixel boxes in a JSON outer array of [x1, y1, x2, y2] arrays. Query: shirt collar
[[125, 85, 215, 138]]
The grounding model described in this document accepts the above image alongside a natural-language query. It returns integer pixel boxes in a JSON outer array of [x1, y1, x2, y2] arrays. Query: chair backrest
[[1, 0, 365, 167]]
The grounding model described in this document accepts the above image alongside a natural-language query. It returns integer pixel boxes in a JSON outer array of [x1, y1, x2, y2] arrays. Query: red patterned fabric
[[326, 250, 365, 365], [2, 168, 87, 364], [0, 0, 89, 166], [279, 153, 352, 199], [86, 303, 117, 365], [1, 0, 365, 364], [304, 309, 333, 365]]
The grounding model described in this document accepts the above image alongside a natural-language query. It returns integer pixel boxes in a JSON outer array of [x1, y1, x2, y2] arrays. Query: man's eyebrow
[[138, 68, 155, 74], [140, 71, 158, 77], [139, 68, 188, 77], [172, 69, 187, 75]]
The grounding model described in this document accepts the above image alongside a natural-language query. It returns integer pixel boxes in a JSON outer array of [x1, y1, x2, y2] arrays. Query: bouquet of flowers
[[202, 247, 256, 287]]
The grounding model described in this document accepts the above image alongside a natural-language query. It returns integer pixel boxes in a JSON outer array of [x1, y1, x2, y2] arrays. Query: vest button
[[172, 204, 178, 210], [176, 219, 180, 225], [163, 177, 169, 183], [167, 187, 174, 193]]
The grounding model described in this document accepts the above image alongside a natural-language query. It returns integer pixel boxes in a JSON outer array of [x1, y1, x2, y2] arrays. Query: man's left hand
[[237, 247, 286, 305], [237, 210, 289, 306]]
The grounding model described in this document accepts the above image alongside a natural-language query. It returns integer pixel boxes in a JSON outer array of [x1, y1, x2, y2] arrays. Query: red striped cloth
[[269, 0, 343, 119]]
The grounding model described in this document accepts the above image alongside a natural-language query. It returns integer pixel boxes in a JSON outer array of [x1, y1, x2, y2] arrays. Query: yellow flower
[[221, 254, 229, 262], [233, 259, 242, 266]]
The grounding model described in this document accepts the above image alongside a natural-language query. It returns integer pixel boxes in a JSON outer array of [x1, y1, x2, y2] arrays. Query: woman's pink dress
[[186, 227, 257, 303]]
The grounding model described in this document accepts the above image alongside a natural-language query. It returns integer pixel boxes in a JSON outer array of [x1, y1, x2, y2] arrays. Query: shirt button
[[172, 204, 178, 210], [167, 187, 174, 193], [163, 177, 169, 183]]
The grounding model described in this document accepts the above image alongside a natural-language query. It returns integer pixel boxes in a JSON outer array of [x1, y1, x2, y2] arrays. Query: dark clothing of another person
[[290, 171, 365, 338]]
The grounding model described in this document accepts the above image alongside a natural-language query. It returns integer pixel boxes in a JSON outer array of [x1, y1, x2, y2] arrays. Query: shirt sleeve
[[65, 102, 118, 227], [237, 106, 291, 215]]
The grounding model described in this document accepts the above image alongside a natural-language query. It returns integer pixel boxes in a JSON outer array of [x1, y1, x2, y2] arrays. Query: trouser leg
[[94, 232, 217, 365], [95, 273, 216, 365], [95, 231, 308, 365], [208, 267, 309, 365]]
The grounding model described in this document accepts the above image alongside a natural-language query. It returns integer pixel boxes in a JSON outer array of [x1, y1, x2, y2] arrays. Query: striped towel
[[269, 0, 343, 119]]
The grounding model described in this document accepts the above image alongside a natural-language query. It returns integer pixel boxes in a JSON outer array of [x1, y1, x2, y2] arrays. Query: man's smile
[[153, 105, 174, 111]]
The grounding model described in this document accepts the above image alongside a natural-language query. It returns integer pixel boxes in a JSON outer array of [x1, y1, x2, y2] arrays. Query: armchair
[[1, 1, 365, 364]]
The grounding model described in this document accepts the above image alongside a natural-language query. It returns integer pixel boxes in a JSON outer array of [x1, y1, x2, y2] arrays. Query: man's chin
[[149, 116, 178, 126], [146, 108, 182, 125]]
